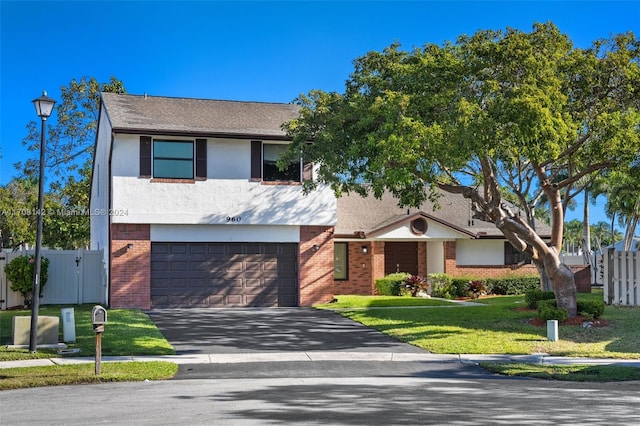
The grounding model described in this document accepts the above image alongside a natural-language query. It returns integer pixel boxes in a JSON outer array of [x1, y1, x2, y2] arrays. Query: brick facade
[[110, 224, 151, 309], [299, 226, 335, 306], [335, 240, 592, 296]]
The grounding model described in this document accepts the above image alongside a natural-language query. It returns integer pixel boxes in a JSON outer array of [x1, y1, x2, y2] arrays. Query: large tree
[[17, 76, 125, 180], [283, 23, 640, 316], [7, 76, 125, 249], [591, 165, 640, 250]]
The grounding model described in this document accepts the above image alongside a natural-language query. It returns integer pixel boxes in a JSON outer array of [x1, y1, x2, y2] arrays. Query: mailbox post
[[92, 305, 107, 375]]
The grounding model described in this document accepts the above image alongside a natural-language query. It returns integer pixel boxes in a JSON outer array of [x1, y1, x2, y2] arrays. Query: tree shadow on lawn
[[340, 303, 640, 356]]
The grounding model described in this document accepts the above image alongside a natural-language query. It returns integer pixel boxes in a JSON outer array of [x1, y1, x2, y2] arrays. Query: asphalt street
[[2, 375, 639, 425], [2, 307, 640, 424]]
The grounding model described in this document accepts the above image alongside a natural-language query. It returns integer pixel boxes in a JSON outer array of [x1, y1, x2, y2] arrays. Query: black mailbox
[[92, 305, 107, 332]]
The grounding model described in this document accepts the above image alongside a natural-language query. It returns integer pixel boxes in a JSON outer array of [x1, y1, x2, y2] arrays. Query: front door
[[384, 242, 418, 275]]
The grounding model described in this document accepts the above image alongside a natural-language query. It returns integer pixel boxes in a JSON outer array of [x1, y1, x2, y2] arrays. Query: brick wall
[[417, 242, 427, 277], [334, 242, 372, 295], [299, 226, 335, 306], [110, 224, 151, 309]]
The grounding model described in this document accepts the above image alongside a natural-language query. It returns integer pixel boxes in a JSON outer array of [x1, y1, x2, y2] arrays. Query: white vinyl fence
[[603, 249, 639, 306], [0, 249, 106, 309]]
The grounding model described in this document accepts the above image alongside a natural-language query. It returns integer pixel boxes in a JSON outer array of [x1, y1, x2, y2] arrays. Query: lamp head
[[32, 91, 56, 119]]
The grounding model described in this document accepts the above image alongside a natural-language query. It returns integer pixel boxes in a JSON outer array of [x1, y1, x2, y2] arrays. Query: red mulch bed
[[527, 315, 610, 327], [513, 307, 609, 327]]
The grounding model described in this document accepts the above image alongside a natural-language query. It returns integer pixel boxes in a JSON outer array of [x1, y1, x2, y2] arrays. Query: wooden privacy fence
[[603, 249, 639, 306], [0, 249, 106, 309]]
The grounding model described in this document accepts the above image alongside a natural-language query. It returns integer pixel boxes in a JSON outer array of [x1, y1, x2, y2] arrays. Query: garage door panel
[[245, 279, 262, 288], [189, 244, 206, 254], [170, 244, 188, 254], [151, 242, 298, 308]]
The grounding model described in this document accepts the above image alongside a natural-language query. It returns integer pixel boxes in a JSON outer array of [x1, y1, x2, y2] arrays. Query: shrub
[[403, 275, 429, 297], [467, 280, 488, 299], [375, 273, 410, 296], [486, 276, 540, 295], [4, 255, 50, 307], [577, 300, 605, 319], [525, 289, 556, 309], [451, 278, 472, 298], [428, 273, 456, 299], [537, 299, 568, 322]]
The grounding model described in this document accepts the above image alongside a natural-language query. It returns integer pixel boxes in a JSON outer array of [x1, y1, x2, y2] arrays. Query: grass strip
[[481, 362, 640, 382], [0, 361, 178, 391], [315, 295, 458, 309], [1, 305, 175, 361]]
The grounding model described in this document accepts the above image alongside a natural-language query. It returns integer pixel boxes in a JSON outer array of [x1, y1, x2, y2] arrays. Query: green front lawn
[[320, 291, 640, 359], [316, 295, 459, 309], [0, 305, 175, 361]]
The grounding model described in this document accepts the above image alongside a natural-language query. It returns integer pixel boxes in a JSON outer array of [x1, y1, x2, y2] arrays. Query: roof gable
[[100, 92, 300, 139], [336, 189, 552, 239], [366, 212, 477, 240]]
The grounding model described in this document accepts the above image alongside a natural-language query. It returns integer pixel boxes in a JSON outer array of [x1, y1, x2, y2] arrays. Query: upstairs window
[[262, 143, 301, 182], [153, 140, 194, 179], [140, 137, 207, 180]]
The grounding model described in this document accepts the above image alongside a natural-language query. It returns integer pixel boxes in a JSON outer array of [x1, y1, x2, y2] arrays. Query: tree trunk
[[543, 248, 577, 317], [583, 190, 591, 255], [535, 261, 553, 291]]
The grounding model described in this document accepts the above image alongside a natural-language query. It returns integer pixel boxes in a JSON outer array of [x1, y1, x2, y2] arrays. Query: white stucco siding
[[90, 107, 112, 253], [111, 177, 336, 226], [111, 134, 143, 177], [209, 138, 250, 179], [373, 220, 471, 240], [456, 239, 505, 266], [427, 241, 445, 274], [151, 224, 300, 243]]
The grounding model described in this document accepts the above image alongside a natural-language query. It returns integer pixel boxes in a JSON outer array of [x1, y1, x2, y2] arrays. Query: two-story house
[[90, 93, 336, 309], [91, 93, 589, 310]]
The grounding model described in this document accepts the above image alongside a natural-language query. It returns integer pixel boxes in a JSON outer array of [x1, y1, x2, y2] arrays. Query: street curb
[[2, 352, 640, 368]]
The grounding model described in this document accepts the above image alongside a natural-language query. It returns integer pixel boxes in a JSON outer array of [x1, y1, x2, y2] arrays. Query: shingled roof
[[101, 92, 300, 139], [336, 189, 552, 239]]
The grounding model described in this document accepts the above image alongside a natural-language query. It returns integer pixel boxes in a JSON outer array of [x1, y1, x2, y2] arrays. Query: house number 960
[[226, 216, 242, 223]]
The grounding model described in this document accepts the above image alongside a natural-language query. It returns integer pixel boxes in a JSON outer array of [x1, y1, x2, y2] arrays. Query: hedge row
[[375, 273, 540, 298]]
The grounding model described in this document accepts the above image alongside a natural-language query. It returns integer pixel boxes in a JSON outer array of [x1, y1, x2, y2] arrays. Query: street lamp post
[[29, 91, 56, 353]]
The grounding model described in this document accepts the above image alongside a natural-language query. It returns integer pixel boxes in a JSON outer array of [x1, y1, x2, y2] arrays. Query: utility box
[[61, 307, 76, 343], [12, 316, 59, 345]]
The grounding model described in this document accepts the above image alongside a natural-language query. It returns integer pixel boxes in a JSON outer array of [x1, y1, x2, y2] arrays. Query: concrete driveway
[[147, 307, 427, 355]]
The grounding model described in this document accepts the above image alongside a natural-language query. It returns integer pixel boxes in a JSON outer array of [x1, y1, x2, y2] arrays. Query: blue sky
[[1, 0, 639, 226]]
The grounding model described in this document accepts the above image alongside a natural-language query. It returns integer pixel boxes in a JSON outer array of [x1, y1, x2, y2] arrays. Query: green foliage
[[19, 76, 126, 180], [375, 273, 410, 296], [525, 289, 556, 309], [577, 300, 605, 319], [284, 22, 640, 317], [451, 278, 473, 298], [6, 76, 125, 249], [0, 177, 39, 247], [403, 274, 429, 297], [538, 300, 568, 322], [3, 255, 49, 306], [467, 280, 488, 299], [486, 276, 540, 295], [428, 273, 456, 299]]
